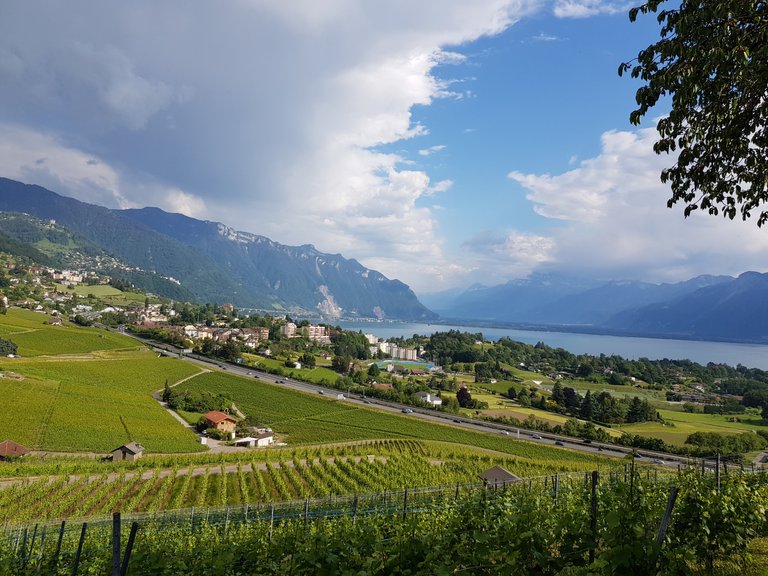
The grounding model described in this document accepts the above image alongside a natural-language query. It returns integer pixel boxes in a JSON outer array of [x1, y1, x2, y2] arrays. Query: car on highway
[[554, 441, 564, 446], [500, 430, 510, 435], [453, 419, 462, 423], [318, 390, 324, 394], [652, 459, 665, 465], [401, 408, 413, 414], [531, 434, 542, 440]]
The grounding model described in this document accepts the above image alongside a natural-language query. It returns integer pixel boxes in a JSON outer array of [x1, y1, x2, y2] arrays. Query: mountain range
[[0, 178, 436, 321], [2, 176, 768, 342], [424, 271, 768, 343]]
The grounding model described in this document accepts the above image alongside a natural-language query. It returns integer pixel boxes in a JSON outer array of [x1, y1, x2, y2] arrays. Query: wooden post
[[269, 504, 275, 542], [35, 526, 47, 574], [304, 498, 310, 527], [589, 471, 598, 564], [71, 522, 87, 576], [716, 454, 721, 493], [120, 522, 139, 576], [656, 486, 679, 546], [402, 488, 409, 522], [19, 527, 28, 565], [112, 512, 121, 576], [352, 494, 358, 525], [54, 521, 65, 566]]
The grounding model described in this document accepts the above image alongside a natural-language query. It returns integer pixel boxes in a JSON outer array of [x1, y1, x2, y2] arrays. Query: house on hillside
[[414, 391, 442, 407], [0, 439, 29, 460], [203, 410, 238, 434], [112, 442, 144, 462], [478, 466, 521, 487]]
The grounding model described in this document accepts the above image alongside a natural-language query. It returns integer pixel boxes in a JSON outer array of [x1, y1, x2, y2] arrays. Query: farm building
[[478, 466, 521, 487], [111, 442, 145, 462], [0, 439, 29, 460], [233, 431, 275, 448], [203, 410, 238, 433]]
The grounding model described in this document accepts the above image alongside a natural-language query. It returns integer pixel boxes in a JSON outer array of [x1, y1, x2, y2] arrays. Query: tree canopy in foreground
[[620, 1, 768, 223]]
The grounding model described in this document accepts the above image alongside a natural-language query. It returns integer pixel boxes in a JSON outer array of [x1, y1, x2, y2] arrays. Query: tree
[[620, 1, 768, 224], [300, 352, 316, 369], [517, 387, 531, 407], [551, 381, 566, 406], [331, 355, 352, 374], [0, 337, 17, 356], [456, 386, 473, 408], [367, 363, 380, 378]]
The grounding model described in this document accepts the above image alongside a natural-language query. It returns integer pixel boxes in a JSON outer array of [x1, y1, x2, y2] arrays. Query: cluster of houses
[[279, 322, 331, 344], [201, 410, 275, 448]]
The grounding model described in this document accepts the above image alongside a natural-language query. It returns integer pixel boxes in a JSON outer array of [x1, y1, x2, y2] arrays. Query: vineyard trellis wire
[[1, 465, 767, 575]]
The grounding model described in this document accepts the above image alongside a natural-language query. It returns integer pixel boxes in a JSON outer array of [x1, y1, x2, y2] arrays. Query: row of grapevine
[[1, 469, 766, 575], [0, 450, 617, 526]]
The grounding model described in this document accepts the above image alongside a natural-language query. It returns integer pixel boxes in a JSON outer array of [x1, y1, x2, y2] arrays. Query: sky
[[1, 0, 766, 296]]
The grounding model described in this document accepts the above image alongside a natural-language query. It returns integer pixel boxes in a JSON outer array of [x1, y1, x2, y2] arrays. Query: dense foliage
[[621, 0, 768, 225]]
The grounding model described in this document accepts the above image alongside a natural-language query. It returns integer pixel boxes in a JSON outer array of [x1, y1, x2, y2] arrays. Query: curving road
[[141, 336, 696, 469]]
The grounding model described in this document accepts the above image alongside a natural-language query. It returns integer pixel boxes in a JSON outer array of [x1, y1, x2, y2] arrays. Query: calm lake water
[[338, 321, 768, 371]]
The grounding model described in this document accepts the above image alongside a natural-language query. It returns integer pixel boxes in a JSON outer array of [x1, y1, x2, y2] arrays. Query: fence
[[1, 462, 764, 575]]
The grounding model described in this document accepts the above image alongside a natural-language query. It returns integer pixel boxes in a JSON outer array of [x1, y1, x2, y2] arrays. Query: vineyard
[[0, 351, 204, 453], [1, 467, 767, 575], [0, 440, 604, 526]]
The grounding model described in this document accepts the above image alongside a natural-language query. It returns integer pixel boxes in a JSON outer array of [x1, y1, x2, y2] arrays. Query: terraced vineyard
[[0, 440, 587, 525]]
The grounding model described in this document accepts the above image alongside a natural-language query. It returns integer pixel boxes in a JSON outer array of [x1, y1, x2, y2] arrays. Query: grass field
[[0, 308, 138, 356], [244, 353, 340, 384], [617, 408, 766, 446], [54, 283, 149, 304]]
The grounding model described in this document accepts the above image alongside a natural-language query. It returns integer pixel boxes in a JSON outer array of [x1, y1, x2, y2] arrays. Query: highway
[[143, 336, 695, 468]]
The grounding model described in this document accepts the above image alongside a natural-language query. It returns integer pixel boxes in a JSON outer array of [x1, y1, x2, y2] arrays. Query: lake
[[338, 321, 768, 371]]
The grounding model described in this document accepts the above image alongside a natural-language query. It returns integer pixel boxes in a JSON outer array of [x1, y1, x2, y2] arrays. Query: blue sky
[[1, 0, 766, 295]]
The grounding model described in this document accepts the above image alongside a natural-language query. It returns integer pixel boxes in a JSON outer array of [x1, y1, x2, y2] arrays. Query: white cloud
[[531, 32, 560, 41], [458, 230, 556, 283], [418, 145, 447, 156], [509, 126, 768, 281], [0, 124, 207, 217], [0, 0, 540, 292], [553, 0, 629, 18]]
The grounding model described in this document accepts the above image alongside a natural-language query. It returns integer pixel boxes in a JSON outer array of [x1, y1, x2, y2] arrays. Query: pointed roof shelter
[[0, 440, 29, 459], [478, 465, 521, 486], [111, 442, 145, 462]]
